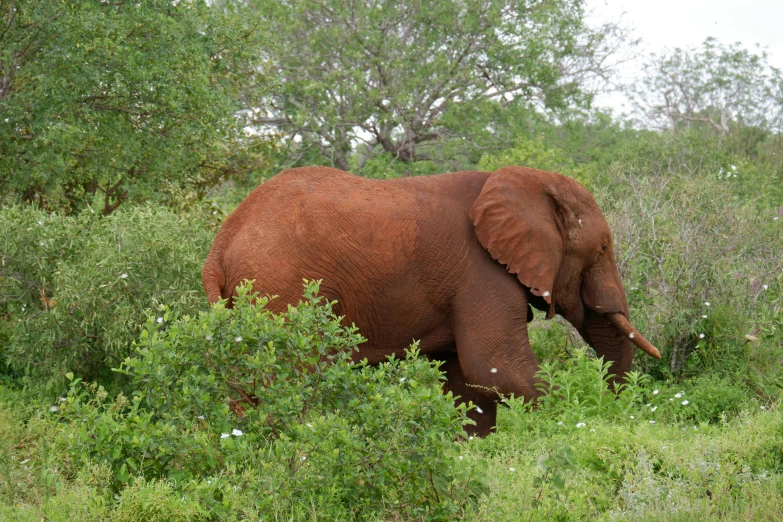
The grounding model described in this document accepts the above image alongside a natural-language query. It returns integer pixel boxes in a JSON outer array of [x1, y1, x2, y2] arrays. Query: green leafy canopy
[[252, 0, 630, 173], [0, 0, 272, 214]]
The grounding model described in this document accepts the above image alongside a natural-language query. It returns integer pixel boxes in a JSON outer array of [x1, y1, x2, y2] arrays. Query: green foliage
[[253, 0, 627, 172], [0, 0, 272, 214], [601, 173, 782, 382], [0, 205, 212, 390], [633, 37, 783, 135], [531, 443, 576, 512], [602, 127, 783, 209], [57, 281, 482, 519], [466, 351, 783, 521], [112, 478, 200, 522], [479, 135, 586, 181]]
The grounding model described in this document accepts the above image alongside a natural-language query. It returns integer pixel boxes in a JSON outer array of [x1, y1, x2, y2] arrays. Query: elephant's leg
[[450, 274, 544, 411], [435, 352, 498, 437]]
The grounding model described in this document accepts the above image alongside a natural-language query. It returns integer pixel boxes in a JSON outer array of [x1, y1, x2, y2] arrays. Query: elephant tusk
[[606, 313, 662, 359]]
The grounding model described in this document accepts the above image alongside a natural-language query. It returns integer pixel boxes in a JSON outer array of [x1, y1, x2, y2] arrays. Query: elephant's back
[[211, 167, 425, 305], [230, 166, 420, 245]]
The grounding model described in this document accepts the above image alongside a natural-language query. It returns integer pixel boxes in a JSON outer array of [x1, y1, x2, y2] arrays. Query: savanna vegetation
[[1, 0, 781, 520]]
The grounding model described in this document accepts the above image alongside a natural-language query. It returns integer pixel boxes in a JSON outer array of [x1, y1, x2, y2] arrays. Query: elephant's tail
[[202, 253, 226, 305]]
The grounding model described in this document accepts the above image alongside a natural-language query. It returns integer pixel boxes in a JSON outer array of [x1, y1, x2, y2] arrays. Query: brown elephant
[[203, 166, 660, 436]]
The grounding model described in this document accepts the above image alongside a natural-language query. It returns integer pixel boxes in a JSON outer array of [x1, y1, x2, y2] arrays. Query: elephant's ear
[[469, 167, 575, 319]]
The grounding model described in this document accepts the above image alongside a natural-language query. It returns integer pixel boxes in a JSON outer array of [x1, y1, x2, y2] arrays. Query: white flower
[[490, 368, 498, 373], [156, 317, 164, 323], [399, 377, 406, 383], [699, 333, 705, 339], [650, 420, 656, 424], [205, 335, 213, 341], [120, 273, 128, 279], [646, 403, 651, 407], [234, 336, 243, 342], [682, 400, 689, 405], [653, 389, 659, 395], [468, 436, 474, 440], [704, 301, 711, 307], [49, 405, 60, 413], [760, 406, 767, 410], [576, 422, 586, 428], [58, 397, 67, 402], [762, 285, 769, 290], [590, 429, 596, 432], [220, 433, 230, 439], [459, 456, 463, 460], [475, 406, 483, 414], [300, 456, 306, 461], [231, 429, 243, 436], [307, 423, 314, 429], [651, 406, 657, 412], [670, 398, 674, 401], [509, 467, 516, 472], [675, 393, 682, 398], [630, 415, 635, 419], [557, 421, 564, 426], [197, 415, 205, 420], [702, 315, 708, 319]]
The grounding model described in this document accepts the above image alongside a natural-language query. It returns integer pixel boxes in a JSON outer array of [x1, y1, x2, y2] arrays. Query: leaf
[[116, 462, 129, 483], [537, 454, 549, 473]]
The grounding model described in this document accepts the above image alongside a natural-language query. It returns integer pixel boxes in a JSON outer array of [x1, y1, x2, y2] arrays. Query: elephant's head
[[469, 166, 660, 381]]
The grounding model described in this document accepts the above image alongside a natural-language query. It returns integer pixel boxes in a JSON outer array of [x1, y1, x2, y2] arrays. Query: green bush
[[111, 478, 200, 522], [0, 205, 213, 390], [58, 281, 485, 520], [498, 347, 758, 437], [598, 173, 783, 383], [498, 348, 651, 438]]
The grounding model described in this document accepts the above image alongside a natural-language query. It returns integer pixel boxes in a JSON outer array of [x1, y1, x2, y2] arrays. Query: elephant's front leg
[[436, 352, 498, 437], [450, 273, 544, 418]]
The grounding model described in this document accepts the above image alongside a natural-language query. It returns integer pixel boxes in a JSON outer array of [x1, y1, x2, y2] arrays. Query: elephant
[[203, 166, 661, 436]]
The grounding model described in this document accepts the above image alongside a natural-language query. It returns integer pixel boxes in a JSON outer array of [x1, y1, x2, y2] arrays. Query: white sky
[[586, 0, 783, 114]]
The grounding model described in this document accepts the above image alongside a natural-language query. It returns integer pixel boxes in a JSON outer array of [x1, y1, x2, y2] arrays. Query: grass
[[468, 407, 783, 521]]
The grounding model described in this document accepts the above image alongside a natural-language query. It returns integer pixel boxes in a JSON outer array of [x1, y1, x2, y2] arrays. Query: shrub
[[58, 281, 485, 519], [498, 347, 756, 436], [0, 205, 213, 391], [499, 347, 652, 436], [599, 173, 783, 382]]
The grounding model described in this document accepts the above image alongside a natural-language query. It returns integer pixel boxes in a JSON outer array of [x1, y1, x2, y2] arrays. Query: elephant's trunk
[[582, 311, 633, 382], [606, 313, 661, 359]]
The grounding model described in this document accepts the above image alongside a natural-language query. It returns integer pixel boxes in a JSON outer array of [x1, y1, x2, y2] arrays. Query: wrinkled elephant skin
[[203, 166, 660, 436]]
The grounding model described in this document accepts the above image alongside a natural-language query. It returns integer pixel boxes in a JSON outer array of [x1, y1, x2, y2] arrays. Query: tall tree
[[253, 0, 629, 172], [0, 0, 271, 214], [632, 38, 783, 135]]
